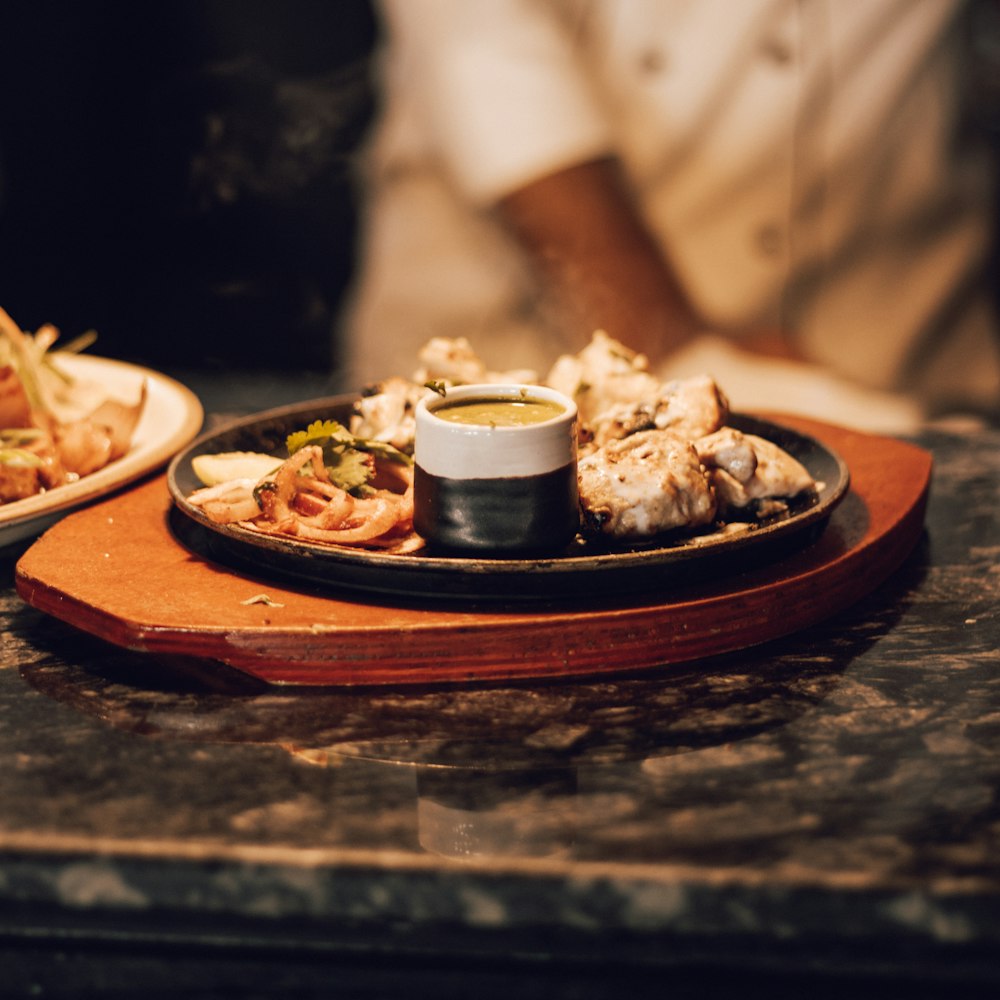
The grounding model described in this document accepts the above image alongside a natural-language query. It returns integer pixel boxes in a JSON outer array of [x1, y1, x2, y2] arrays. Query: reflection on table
[[1, 414, 998, 998]]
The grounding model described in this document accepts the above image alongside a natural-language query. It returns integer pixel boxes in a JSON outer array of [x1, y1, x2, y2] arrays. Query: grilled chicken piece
[[546, 330, 660, 424], [578, 430, 717, 540], [695, 428, 815, 511], [584, 373, 730, 450], [583, 400, 659, 449], [352, 338, 538, 453], [351, 376, 427, 453], [414, 336, 488, 384], [414, 336, 536, 386], [652, 374, 730, 439], [692, 426, 758, 483]]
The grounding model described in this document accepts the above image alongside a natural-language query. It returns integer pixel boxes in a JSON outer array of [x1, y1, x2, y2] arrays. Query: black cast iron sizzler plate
[[167, 396, 850, 602]]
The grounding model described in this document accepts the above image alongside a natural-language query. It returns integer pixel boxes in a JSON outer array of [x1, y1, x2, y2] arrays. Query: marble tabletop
[[0, 378, 998, 997]]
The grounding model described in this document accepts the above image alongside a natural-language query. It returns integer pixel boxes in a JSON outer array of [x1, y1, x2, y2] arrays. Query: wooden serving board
[[14, 416, 931, 687]]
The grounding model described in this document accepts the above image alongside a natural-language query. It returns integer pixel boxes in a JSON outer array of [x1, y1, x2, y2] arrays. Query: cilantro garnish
[[285, 418, 410, 497]]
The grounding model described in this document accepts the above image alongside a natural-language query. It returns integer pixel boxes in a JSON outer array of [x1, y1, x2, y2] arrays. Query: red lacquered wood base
[[15, 416, 931, 687]]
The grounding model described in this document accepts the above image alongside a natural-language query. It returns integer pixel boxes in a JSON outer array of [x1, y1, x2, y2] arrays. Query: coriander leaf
[[325, 448, 375, 494], [352, 438, 412, 466], [285, 415, 412, 497], [285, 418, 353, 455]]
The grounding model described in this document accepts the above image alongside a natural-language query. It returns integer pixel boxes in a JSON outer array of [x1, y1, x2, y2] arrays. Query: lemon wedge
[[192, 451, 282, 486]]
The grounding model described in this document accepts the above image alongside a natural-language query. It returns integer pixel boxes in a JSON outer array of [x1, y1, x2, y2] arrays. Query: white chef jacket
[[341, 0, 999, 424]]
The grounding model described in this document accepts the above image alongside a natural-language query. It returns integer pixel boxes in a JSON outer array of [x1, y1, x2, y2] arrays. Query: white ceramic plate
[[0, 355, 203, 549]]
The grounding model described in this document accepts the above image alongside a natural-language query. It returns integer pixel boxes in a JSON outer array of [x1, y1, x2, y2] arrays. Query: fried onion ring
[[194, 443, 420, 551]]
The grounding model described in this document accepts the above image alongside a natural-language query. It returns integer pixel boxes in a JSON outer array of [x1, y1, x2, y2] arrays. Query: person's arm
[[496, 157, 703, 364]]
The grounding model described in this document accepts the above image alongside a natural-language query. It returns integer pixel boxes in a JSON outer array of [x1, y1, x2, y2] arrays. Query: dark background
[[0, 2, 997, 383], [0, 0, 378, 374]]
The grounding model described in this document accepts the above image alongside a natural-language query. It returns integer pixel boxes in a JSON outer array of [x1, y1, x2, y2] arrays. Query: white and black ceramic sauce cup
[[414, 383, 579, 555]]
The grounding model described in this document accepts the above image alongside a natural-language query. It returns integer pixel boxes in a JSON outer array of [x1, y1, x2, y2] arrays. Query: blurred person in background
[[341, 0, 1000, 431]]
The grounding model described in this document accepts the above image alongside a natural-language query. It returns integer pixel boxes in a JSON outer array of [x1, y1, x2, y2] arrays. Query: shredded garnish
[[0, 306, 146, 505]]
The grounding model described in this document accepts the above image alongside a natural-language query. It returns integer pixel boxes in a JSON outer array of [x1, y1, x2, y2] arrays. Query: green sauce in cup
[[414, 384, 579, 554], [432, 396, 565, 427]]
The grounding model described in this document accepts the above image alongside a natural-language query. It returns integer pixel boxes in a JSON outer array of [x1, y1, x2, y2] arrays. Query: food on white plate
[[189, 329, 821, 552], [0, 306, 147, 504]]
